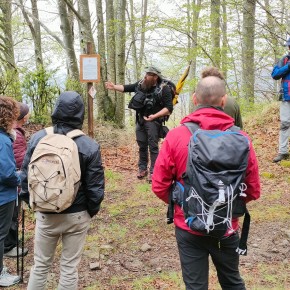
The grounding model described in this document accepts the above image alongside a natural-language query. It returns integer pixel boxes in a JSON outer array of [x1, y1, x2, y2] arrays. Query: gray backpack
[[181, 123, 251, 255]]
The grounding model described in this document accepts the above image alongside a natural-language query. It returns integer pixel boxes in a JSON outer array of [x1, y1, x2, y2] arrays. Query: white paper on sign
[[88, 86, 97, 98]]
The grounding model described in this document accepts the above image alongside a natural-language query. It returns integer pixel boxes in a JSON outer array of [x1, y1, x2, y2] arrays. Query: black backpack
[[169, 122, 251, 255], [128, 79, 176, 112]]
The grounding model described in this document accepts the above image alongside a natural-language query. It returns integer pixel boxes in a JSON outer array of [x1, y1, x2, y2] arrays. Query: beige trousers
[[27, 211, 91, 290]]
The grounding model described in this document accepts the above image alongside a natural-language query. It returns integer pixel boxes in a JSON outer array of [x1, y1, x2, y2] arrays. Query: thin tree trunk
[[115, 0, 126, 127], [242, 0, 256, 104], [105, 0, 117, 121], [211, 0, 221, 68], [58, 0, 79, 81], [95, 0, 106, 120]]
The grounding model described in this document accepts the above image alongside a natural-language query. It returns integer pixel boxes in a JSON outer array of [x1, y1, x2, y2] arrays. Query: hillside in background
[[6, 102, 290, 290]]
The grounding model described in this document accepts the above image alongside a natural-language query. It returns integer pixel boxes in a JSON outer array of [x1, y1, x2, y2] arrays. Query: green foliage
[[0, 68, 21, 99], [22, 66, 60, 125], [260, 172, 275, 179], [65, 77, 85, 95]]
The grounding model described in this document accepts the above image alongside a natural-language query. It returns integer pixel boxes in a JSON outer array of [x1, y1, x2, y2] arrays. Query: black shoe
[[273, 153, 289, 163], [137, 170, 148, 179]]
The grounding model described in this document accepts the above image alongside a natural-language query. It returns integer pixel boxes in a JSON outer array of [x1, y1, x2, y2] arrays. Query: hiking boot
[[4, 246, 28, 258], [147, 173, 152, 184], [0, 267, 20, 287], [137, 170, 148, 179], [272, 153, 289, 163]]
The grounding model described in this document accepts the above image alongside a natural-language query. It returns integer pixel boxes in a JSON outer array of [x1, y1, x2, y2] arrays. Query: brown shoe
[[137, 170, 148, 179], [147, 173, 152, 184]]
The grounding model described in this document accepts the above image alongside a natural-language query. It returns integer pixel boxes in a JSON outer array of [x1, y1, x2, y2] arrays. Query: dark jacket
[[0, 129, 20, 206], [13, 127, 27, 169], [20, 91, 105, 217], [271, 53, 290, 101], [152, 107, 260, 235]]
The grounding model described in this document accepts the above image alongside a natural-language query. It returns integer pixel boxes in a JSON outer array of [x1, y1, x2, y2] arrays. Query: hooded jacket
[[0, 129, 20, 206], [152, 107, 260, 235], [271, 53, 290, 101], [20, 91, 105, 217]]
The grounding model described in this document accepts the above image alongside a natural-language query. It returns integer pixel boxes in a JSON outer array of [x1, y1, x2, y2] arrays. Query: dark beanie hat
[[17, 102, 29, 120]]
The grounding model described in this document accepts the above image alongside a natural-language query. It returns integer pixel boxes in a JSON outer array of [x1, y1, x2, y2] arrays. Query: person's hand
[[143, 115, 156, 122], [105, 81, 115, 90]]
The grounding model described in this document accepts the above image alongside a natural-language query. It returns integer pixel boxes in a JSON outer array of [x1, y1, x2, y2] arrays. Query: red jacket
[[152, 107, 260, 235], [13, 127, 27, 169]]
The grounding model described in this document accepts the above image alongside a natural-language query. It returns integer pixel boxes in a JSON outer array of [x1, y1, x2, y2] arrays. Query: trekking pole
[[20, 200, 25, 282], [16, 196, 20, 276]]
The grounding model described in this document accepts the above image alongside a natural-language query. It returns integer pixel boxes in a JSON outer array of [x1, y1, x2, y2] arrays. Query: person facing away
[[20, 91, 105, 290], [272, 37, 290, 162], [105, 66, 173, 183], [152, 76, 260, 290], [0, 96, 21, 287], [198, 66, 243, 129], [4, 102, 30, 258]]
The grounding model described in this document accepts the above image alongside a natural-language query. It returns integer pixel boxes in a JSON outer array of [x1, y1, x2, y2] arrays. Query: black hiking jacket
[[20, 91, 105, 217]]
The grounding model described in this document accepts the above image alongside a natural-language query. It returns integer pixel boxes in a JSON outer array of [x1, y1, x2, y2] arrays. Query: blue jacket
[[0, 129, 20, 206], [271, 54, 290, 101]]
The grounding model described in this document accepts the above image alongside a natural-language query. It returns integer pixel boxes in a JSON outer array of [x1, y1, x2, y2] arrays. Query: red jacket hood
[[180, 107, 235, 131]]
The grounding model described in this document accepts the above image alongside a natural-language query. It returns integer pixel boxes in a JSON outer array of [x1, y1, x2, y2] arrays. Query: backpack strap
[[66, 129, 85, 139], [183, 122, 200, 135], [45, 127, 85, 139], [236, 209, 250, 256], [45, 127, 54, 135]]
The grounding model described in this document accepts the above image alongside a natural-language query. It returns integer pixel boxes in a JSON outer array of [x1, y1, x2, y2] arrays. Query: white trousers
[[279, 101, 290, 154], [27, 211, 91, 290]]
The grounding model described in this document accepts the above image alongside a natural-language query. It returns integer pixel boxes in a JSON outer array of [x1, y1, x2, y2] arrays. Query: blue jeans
[[175, 227, 246, 290], [0, 200, 15, 272]]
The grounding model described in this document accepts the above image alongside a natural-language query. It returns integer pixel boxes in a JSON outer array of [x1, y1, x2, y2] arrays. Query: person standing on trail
[[0, 96, 21, 287], [197, 66, 243, 129], [152, 75, 260, 290], [272, 37, 290, 162], [20, 91, 105, 290], [105, 66, 173, 183], [4, 102, 30, 258]]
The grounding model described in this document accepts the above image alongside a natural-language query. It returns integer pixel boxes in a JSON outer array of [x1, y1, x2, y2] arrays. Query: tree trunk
[[105, 0, 117, 121], [211, 0, 221, 68], [0, 0, 21, 99], [58, 0, 79, 81], [115, 0, 126, 127], [95, 0, 106, 121], [242, 0, 256, 104], [187, 0, 201, 113]]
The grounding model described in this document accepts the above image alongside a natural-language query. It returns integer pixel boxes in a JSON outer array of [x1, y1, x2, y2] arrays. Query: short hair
[[0, 96, 19, 132], [201, 66, 225, 80], [195, 76, 226, 106]]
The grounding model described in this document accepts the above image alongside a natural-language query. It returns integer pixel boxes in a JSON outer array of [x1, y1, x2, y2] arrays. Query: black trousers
[[136, 120, 161, 174], [175, 227, 246, 290], [0, 200, 15, 273], [4, 203, 18, 252]]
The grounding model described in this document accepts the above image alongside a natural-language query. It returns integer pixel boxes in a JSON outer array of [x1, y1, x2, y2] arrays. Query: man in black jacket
[[20, 91, 105, 290], [105, 66, 173, 183]]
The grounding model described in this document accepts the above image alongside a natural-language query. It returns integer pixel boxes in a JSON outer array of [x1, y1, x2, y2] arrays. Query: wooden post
[[87, 42, 94, 138]]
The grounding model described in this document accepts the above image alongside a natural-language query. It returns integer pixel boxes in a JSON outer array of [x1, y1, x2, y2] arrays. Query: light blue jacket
[[0, 129, 20, 206], [271, 54, 290, 101]]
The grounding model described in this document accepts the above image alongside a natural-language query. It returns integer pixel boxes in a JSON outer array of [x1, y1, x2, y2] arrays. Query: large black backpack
[[128, 79, 176, 113], [181, 122, 251, 255]]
